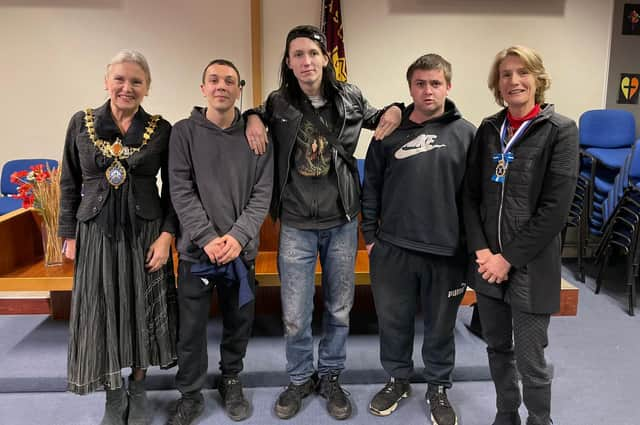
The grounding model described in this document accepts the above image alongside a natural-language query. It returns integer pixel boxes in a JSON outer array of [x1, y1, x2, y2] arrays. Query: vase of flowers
[[11, 163, 63, 266]]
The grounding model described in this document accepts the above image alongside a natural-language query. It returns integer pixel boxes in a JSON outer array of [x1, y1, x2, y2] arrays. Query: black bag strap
[[299, 101, 358, 172]]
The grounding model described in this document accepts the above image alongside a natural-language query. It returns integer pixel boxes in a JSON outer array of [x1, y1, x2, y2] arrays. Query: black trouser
[[476, 293, 552, 425], [370, 240, 465, 388], [175, 259, 255, 396]]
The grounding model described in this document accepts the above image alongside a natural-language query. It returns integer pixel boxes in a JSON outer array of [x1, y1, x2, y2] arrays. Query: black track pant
[[175, 259, 255, 397], [370, 240, 465, 388]]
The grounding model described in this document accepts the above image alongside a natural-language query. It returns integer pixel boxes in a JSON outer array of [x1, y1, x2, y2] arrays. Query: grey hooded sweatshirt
[[169, 107, 273, 262]]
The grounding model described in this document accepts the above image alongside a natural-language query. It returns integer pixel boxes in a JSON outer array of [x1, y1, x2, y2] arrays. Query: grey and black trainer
[[274, 374, 318, 419], [369, 378, 411, 416], [426, 386, 457, 425], [318, 373, 352, 420], [166, 393, 204, 425], [218, 375, 251, 421]]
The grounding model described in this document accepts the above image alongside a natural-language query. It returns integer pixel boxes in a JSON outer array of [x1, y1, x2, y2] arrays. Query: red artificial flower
[[30, 164, 44, 175], [10, 170, 28, 185], [34, 170, 50, 182], [22, 194, 35, 209], [9, 163, 55, 209]]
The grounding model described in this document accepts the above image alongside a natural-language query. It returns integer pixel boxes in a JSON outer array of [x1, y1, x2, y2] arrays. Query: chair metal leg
[[629, 276, 636, 316], [625, 252, 634, 315], [577, 215, 585, 282], [626, 221, 640, 316], [595, 246, 610, 294]]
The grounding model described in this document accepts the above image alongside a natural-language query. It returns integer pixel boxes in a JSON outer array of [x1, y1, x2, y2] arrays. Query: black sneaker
[[426, 386, 457, 425], [318, 373, 352, 420], [369, 378, 411, 416], [218, 375, 251, 421], [274, 374, 318, 419], [166, 393, 204, 425]]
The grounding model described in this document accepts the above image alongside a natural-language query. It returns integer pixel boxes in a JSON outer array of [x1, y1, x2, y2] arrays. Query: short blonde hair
[[106, 49, 152, 86], [488, 45, 551, 107]]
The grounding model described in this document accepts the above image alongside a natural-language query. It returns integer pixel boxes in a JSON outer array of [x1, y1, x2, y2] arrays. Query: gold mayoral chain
[[84, 108, 160, 189]]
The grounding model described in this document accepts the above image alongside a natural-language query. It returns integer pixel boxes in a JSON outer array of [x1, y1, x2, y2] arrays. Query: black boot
[[100, 385, 128, 425], [128, 376, 150, 425], [523, 383, 551, 425], [274, 373, 318, 419], [218, 375, 252, 421], [318, 373, 352, 420], [493, 411, 522, 425]]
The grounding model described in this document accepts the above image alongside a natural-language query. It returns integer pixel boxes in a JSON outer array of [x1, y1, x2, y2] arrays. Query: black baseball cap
[[286, 25, 328, 52]]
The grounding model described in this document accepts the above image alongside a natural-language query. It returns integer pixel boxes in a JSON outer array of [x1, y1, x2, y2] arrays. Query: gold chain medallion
[[84, 109, 160, 188]]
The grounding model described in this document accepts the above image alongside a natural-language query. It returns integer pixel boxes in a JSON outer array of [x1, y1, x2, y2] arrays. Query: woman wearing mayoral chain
[[58, 50, 177, 425], [462, 46, 578, 425]]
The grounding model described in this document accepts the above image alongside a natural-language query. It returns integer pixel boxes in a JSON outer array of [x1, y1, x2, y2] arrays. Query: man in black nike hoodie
[[361, 54, 475, 425], [168, 59, 273, 424]]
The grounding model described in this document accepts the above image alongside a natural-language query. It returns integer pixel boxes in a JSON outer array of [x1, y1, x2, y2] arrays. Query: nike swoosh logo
[[394, 134, 445, 159]]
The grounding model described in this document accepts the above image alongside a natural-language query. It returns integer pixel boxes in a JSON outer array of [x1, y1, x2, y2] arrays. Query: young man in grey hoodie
[[168, 59, 273, 424]]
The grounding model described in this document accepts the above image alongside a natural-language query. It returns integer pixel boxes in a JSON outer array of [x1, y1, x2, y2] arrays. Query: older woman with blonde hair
[[59, 49, 177, 425], [463, 45, 578, 425]]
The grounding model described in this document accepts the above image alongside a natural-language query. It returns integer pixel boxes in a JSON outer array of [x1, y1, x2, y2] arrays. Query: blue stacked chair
[[357, 158, 365, 186], [593, 139, 640, 315], [570, 110, 636, 281], [0, 158, 59, 215]]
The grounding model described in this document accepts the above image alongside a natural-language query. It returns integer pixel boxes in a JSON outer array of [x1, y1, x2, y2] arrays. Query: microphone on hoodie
[[239, 79, 246, 111]]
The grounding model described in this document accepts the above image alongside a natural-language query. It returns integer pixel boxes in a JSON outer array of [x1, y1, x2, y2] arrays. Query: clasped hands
[[475, 248, 511, 284], [204, 234, 242, 265]]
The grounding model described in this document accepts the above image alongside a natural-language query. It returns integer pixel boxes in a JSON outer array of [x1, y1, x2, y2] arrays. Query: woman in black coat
[[59, 50, 177, 425], [463, 46, 578, 425]]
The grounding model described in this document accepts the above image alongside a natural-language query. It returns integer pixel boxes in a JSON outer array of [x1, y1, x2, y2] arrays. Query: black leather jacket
[[59, 102, 176, 239], [251, 83, 387, 221], [463, 104, 578, 314]]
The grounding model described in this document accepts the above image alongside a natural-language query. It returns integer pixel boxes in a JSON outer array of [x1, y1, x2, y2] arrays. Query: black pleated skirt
[[67, 219, 177, 395]]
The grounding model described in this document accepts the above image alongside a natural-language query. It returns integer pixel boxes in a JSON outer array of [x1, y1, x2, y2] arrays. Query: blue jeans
[[278, 220, 357, 384]]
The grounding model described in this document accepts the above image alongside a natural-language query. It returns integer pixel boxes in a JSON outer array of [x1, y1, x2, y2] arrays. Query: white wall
[[606, 0, 640, 135], [0, 0, 613, 165], [265, 0, 613, 157], [0, 0, 252, 167]]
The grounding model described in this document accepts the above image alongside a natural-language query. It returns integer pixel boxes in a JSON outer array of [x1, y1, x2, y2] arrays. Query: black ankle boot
[[128, 376, 150, 425], [100, 385, 128, 425], [493, 411, 521, 425]]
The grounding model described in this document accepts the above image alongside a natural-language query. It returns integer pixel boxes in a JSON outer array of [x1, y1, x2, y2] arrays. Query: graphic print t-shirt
[[293, 119, 332, 176], [280, 100, 346, 230]]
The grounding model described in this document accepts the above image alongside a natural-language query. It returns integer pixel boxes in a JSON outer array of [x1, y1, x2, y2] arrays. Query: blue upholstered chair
[[357, 158, 365, 186], [569, 110, 636, 281], [593, 140, 640, 315]]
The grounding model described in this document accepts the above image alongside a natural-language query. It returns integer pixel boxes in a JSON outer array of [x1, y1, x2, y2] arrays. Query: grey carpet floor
[[1, 263, 639, 424]]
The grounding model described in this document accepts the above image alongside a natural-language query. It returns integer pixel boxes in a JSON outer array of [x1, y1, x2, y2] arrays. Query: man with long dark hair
[[245, 25, 401, 421]]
